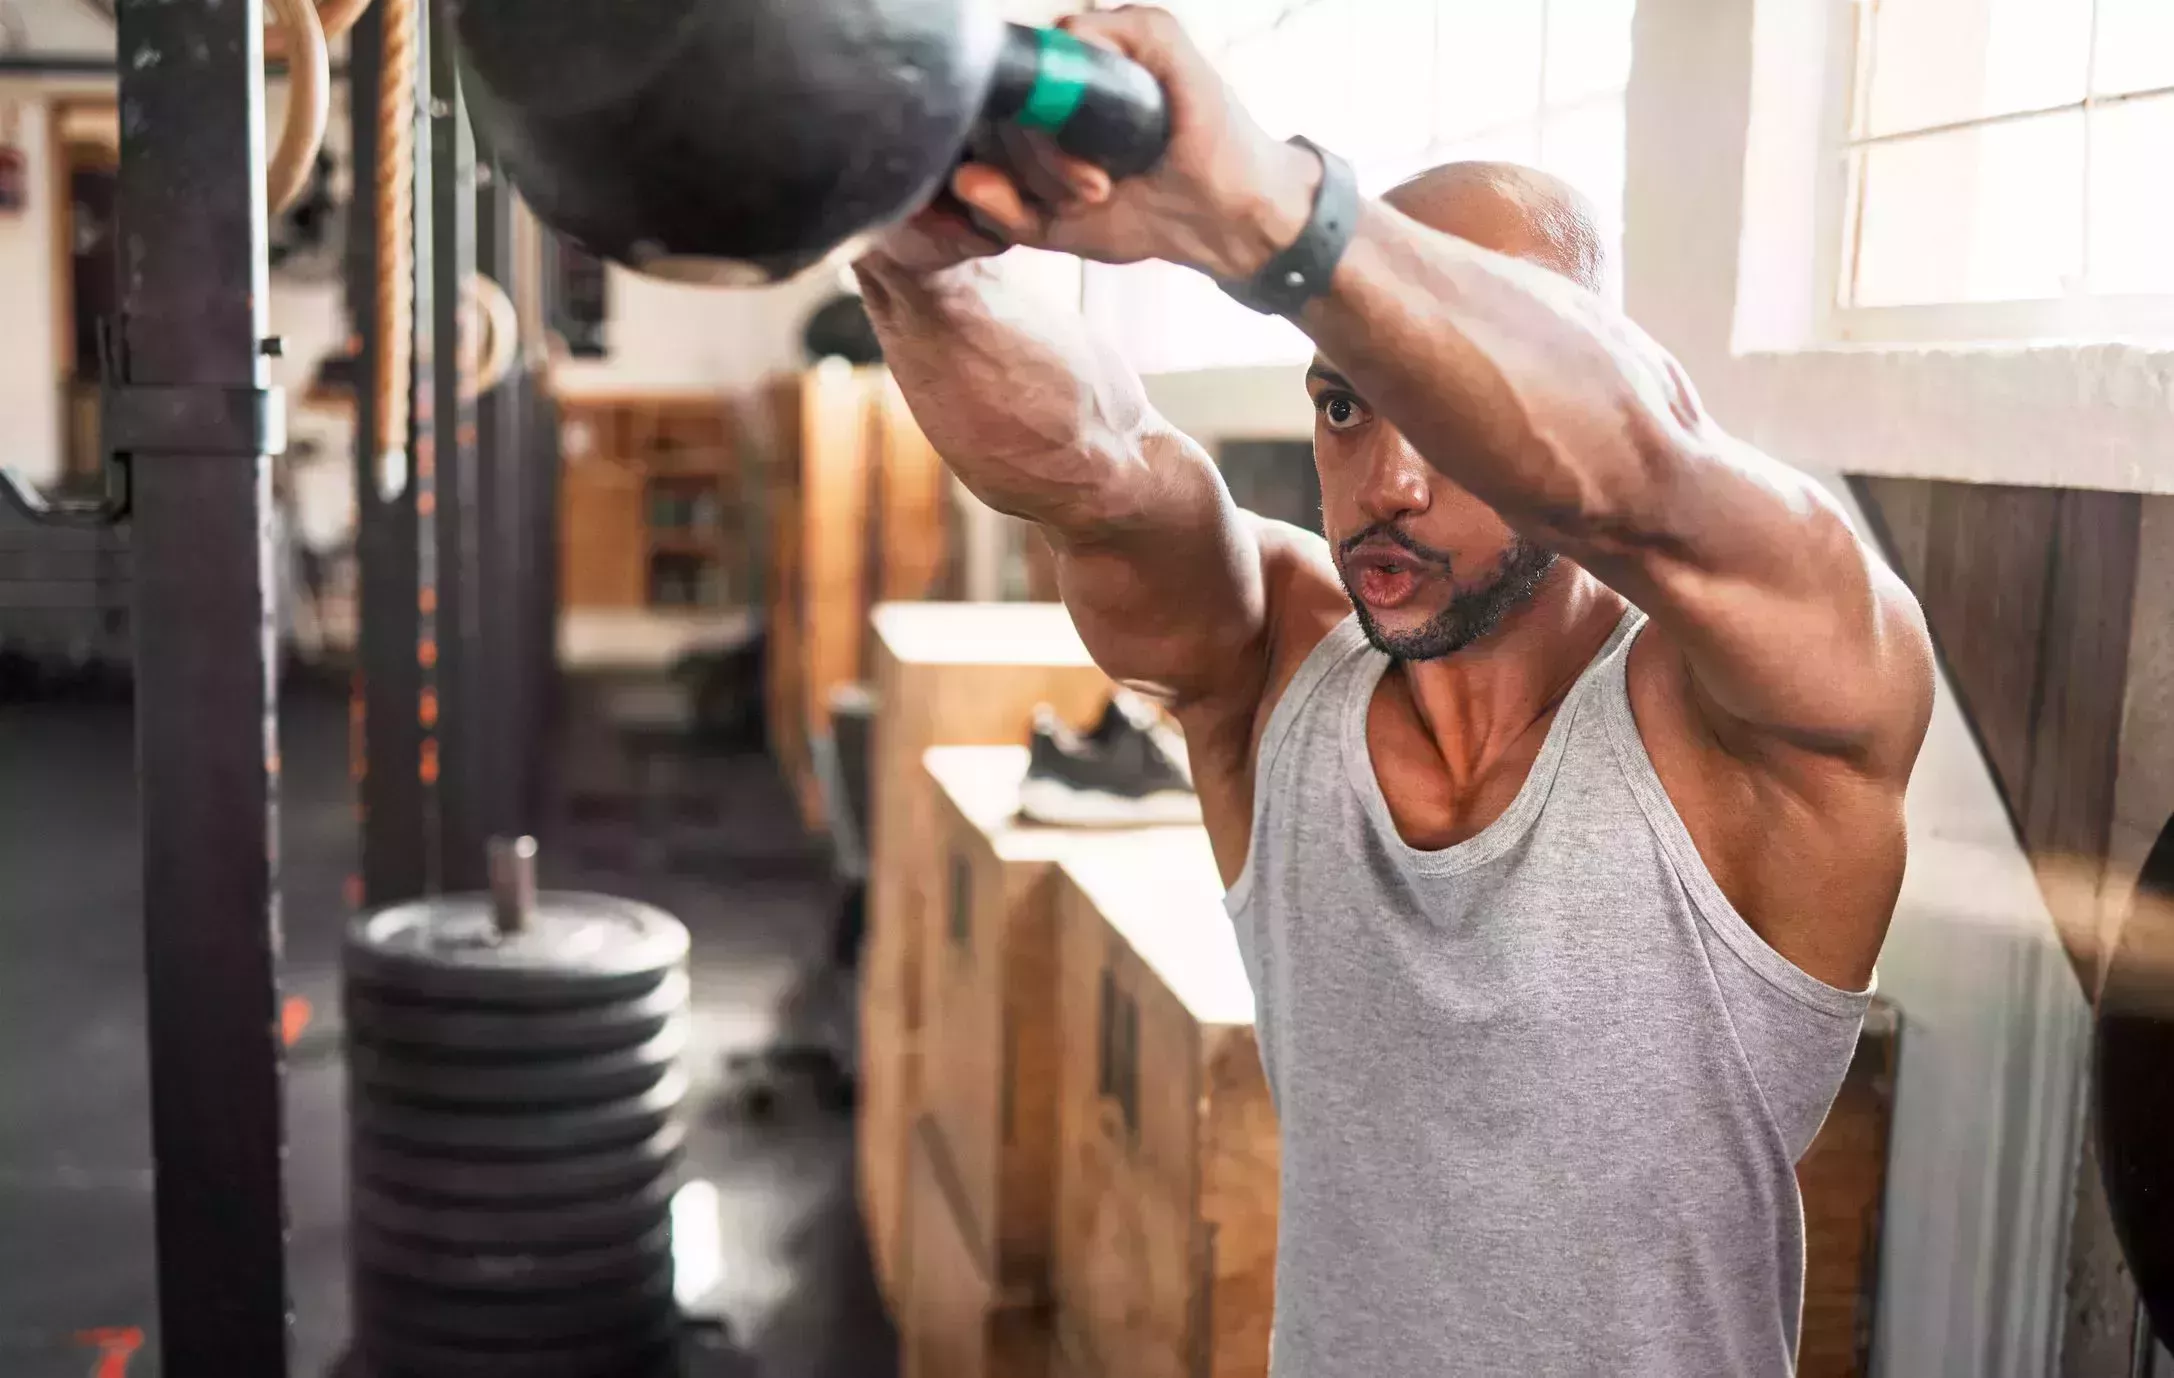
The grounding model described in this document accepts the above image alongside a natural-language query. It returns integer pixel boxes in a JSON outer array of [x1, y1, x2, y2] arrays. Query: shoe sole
[[1017, 779, 1204, 828]]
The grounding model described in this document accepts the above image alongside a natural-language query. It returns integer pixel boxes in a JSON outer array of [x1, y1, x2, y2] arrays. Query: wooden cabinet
[[860, 604, 1112, 1312], [1051, 831, 1278, 1378], [556, 392, 748, 613], [903, 1117, 1050, 1378]]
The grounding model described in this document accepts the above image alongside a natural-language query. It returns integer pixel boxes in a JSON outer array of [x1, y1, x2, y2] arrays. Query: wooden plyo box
[[904, 1116, 1051, 1378], [860, 602, 1112, 1311], [1051, 830, 1279, 1378], [921, 746, 1196, 1301]]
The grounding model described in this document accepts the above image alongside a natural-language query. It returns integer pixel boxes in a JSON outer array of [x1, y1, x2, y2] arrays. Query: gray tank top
[[1225, 609, 1871, 1377]]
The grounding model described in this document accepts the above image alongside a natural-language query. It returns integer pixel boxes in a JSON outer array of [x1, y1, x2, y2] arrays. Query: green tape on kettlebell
[[1017, 27, 1096, 133]]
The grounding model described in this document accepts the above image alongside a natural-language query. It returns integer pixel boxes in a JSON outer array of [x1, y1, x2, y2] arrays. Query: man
[[856, 9, 1934, 1374]]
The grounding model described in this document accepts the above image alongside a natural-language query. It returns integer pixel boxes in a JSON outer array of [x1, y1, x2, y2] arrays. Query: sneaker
[[1018, 691, 1202, 827]]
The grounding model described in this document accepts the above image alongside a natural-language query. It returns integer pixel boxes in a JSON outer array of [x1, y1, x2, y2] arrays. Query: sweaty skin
[[853, 8, 1932, 992]]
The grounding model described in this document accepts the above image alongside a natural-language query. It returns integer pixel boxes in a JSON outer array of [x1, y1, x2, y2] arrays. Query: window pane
[[1431, 123, 1544, 175], [1223, 0, 1353, 144], [2087, 95, 2174, 295], [1543, 0, 1636, 106], [1851, 112, 2084, 306], [1344, 0, 1441, 183], [2092, 0, 2174, 99], [1862, 0, 2089, 137], [1435, 0, 1545, 143], [1539, 99, 1626, 288]]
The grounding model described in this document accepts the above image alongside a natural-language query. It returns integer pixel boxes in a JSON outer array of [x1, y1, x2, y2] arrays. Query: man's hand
[[950, 6, 1319, 283], [864, 198, 1010, 278]]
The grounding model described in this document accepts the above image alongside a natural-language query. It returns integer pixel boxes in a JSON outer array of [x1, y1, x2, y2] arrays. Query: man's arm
[[853, 246, 1269, 710], [950, 8, 1934, 776], [1296, 200, 1933, 769]]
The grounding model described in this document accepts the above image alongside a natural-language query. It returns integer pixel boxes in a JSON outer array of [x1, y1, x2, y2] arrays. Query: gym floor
[[0, 671, 896, 1378]]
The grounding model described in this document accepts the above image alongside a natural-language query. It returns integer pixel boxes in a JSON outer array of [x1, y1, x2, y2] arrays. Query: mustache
[[1337, 522, 1456, 568]]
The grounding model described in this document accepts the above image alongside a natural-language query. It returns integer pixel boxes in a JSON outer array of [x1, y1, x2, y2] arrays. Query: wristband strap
[[1219, 137, 1359, 318]]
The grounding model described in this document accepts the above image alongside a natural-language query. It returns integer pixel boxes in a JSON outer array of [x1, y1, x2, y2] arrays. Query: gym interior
[[0, 0, 2170, 1375]]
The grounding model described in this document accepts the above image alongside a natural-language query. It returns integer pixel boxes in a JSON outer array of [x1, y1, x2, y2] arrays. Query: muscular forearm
[[854, 255, 1166, 534], [1297, 199, 1725, 569]]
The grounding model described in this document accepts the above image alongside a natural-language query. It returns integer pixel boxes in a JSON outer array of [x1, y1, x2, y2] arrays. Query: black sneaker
[[1018, 691, 1202, 827]]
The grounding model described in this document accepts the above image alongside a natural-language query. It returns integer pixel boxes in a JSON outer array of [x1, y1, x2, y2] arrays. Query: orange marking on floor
[[73, 1326, 143, 1378], [281, 996, 312, 1048]]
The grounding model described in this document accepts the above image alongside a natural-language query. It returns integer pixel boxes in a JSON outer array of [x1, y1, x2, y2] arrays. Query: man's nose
[[1353, 432, 1431, 526]]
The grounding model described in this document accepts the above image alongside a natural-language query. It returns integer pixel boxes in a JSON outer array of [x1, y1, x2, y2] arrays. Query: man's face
[[1307, 359, 1556, 661]]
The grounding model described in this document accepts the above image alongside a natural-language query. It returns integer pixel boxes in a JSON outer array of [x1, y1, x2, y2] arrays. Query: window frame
[[1816, 0, 2174, 346]]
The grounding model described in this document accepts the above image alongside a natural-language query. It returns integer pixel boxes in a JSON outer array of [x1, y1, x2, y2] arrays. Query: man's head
[[1309, 161, 1612, 661]]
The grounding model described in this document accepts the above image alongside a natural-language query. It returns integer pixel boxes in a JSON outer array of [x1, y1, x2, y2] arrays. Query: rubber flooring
[[0, 672, 895, 1377]]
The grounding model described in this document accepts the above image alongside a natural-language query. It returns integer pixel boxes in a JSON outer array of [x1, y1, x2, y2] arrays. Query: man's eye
[[1321, 394, 1365, 432]]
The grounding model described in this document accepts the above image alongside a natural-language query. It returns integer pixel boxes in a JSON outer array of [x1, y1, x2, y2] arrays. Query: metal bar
[[428, 3, 486, 889], [353, 3, 430, 907], [0, 53, 355, 76], [472, 146, 534, 837], [526, 365, 565, 821], [111, 0, 290, 1369]]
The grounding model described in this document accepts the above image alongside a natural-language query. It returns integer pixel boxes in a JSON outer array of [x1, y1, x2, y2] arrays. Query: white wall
[[549, 264, 835, 400], [0, 92, 62, 484]]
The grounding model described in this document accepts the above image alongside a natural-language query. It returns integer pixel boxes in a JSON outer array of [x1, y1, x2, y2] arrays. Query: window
[[1085, 0, 1636, 375], [1830, 0, 2174, 342]]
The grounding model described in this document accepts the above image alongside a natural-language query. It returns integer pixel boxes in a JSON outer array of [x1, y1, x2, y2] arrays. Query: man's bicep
[[1045, 437, 1274, 708]]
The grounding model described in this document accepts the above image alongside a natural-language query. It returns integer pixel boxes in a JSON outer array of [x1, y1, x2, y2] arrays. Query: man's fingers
[[1058, 6, 1182, 67], [1053, 154, 1113, 205], [952, 164, 1046, 243]]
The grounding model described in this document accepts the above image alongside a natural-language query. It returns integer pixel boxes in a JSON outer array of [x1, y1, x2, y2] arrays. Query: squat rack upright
[[81, 0, 560, 1369]]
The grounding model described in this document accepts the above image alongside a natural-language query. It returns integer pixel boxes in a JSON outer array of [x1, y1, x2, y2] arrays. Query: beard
[[1340, 529, 1558, 662]]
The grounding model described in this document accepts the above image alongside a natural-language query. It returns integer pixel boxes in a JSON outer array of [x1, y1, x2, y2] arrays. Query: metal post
[[354, 3, 430, 906], [113, 0, 290, 1368], [428, 6, 487, 889], [473, 145, 529, 838]]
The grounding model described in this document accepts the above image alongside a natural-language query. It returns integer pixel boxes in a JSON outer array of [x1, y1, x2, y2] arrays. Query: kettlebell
[[2097, 809, 2174, 1350], [449, 0, 1171, 285]]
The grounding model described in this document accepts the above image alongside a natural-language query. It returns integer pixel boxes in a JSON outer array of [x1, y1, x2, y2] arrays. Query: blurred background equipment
[[342, 838, 692, 1378], [449, 5, 1170, 281]]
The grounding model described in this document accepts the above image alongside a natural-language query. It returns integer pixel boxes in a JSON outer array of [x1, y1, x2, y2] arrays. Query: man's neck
[[1392, 564, 1627, 782]]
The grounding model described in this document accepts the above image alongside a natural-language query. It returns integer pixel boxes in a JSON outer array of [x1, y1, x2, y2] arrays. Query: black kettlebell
[[449, 0, 1171, 284], [2096, 809, 2174, 1350]]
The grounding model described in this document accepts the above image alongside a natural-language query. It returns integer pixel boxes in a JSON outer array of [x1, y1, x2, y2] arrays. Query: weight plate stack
[[343, 842, 694, 1378]]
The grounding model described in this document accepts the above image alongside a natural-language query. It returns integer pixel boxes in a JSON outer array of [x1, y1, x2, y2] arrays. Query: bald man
[[857, 11, 1932, 1375]]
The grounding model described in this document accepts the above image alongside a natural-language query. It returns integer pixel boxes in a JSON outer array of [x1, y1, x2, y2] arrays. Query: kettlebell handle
[[983, 24, 1172, 181]]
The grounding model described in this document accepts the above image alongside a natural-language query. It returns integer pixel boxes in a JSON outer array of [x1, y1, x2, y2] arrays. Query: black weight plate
[[346, 892, 688, 1004], [352, 1121, 687, 1204], [356, 1067, 689, 1154], [348, 1019, 688, 1107], [351, 1216, 675, 1293], [357, 1311, 677, 1378], [344, 970, 688, 1053], [355, 1170, 679, 1249], [353, 1261, 676, 1343]]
